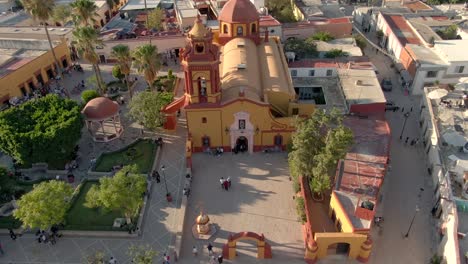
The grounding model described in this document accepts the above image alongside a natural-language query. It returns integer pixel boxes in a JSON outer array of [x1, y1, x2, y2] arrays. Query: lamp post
[[161, 165, 172, 202], [404, 205, 420, 238], [399, 112, 410, 140]]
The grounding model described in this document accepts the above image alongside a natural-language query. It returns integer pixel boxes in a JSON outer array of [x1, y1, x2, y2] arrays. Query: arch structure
[[222, 232, 272, 260]]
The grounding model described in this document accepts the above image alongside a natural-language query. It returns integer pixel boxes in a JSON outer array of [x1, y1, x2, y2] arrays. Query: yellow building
[[0, 38, 71, 107], [176, 0, 314, 153]]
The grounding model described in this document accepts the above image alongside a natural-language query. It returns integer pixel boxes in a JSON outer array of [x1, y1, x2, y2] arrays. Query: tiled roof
[[259, 15, 281, 27], [382, 14, 421, 46], [403, 1, 432, 12]]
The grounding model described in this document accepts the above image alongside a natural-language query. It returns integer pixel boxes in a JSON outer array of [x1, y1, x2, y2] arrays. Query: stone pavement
[[179, 153, 305, 264], [0, 116, 188, 264], [359, 30, 438, 264]]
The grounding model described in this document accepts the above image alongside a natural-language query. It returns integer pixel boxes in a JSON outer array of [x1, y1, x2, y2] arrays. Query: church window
[[237, 26, 243, 36], [195, 43, 204, 53], [223, 24, 228, 34], [251, 23, 256, 33], [202, 117, 207, 123], [238, 119, 246, 129]]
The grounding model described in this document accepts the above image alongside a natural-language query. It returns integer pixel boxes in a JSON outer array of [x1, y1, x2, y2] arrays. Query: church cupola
[[181, 16, 221, 104], [218, 0, 260, 45]]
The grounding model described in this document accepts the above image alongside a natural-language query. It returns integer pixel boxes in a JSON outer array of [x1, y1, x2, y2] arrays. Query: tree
[[21, 0, 65, 96], [146, 8, 164, 32], [112, 65, 125, 81], [81, 89, 100, 103], [85, 165, 147, 223], [128, 245, 158, 264], [288, 109, 353, 197], [284, 38, 317, 59], [73, 26, 105, 94], [0, 94, 82, 168], [0, 167, 14, 203], [85, 251, 105, 264], [13, 180, 73, 230], [324, 49, 349, 58], [111, 44, 133, 97], [128, 91, 173, 131], [52, 4, 71, 26], [133, 44, 161, 90], [265, 0, 296, 23], [70, 0, 98, 27], [309, 32, 334, 42], [438, 25, 459, 40], [354, 34, 367, 51]]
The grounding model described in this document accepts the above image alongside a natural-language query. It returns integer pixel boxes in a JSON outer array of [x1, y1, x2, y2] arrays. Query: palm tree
[[70, 0, 98, 27], [21, 0, 67, 96], [72, 26, 105, 94], [132, 44, 161, 91], [111, 44, 133, 98], [52, 4, 72, 26]]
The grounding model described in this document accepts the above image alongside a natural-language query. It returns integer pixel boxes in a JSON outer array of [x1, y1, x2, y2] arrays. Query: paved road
[[361, 33, 438, 264]]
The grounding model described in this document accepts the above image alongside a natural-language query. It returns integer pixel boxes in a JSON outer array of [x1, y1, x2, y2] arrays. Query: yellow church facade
[[178, 0, 314, 153]]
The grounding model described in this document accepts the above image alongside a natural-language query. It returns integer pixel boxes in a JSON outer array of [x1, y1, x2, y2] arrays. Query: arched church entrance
[[235, 136, 248, 153]]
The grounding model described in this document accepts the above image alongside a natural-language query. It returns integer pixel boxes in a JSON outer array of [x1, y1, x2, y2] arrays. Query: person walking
[[223, 179, 229, 191], [401, 107, 405, 113], [227, 177, 231, 188], [207, 243, 214, 256], [405, 137, 409, 144], [109, 256, 117, 264], [217, 254, 224, 263], [220, 177, 225, 189], [192, 246, 198, 256], [410, 139, 416, 146]]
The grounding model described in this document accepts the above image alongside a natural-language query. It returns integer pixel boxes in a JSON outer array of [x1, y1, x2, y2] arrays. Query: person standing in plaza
[[108, 256, 117, 264], [405, 137, 409, 144], [227, 177, 231, 188], [207, 243, 214, 256], [217, 254, 223, 263], [8, 229, 16, 240], [223, 179, 229, 191], [220, 177, 225, 189]]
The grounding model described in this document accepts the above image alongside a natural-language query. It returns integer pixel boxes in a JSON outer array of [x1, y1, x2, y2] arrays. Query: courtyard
[[181, 153, 305, 263]]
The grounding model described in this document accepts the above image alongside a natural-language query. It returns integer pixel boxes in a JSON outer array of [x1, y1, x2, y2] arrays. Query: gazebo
[[82, 97, 123, 142]]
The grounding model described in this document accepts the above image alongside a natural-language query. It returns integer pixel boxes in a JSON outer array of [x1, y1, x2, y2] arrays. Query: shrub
[[112, 65, 124, 81], [81, 90, 100, 103], [295, 197, 307, 223]]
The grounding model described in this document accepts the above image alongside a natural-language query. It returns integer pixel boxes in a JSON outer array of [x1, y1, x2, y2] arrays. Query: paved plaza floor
[[180, 153, 305, 264]]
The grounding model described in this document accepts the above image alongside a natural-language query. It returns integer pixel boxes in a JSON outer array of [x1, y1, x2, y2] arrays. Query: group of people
[[35, 226, 61, 245], [192, 243, 224, 263], [219, 177, 232, 191]]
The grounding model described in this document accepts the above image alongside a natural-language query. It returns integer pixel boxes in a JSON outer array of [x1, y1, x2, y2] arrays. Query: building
[[0, 38, 71, 107], [167, 0, 317, 154], [288, 57, 387, 115], [259, 15, 282, 38], [301, 115, 391, 262], [418, 85, 468, 264], [282, 18, 353, 41]]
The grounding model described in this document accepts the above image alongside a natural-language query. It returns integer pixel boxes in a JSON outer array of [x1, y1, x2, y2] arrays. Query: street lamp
[[404, 205, 420, 238], [399, 112, 410, 140], [160, 165, 172, 202]]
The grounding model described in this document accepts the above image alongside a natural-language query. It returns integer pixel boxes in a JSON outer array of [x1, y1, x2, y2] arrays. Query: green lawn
[[64, 181, 127, 231], [94, 139, 157, 174]]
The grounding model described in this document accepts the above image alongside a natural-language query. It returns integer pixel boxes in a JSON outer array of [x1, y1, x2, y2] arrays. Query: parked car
[[381, 78, 393, 92]]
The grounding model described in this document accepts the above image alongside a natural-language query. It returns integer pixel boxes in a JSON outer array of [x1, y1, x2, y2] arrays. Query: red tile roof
[[337, 116, 391, 199], [382, 14, 421, 46], [403, 1, 432, 12], [259, 15, 281, 27]]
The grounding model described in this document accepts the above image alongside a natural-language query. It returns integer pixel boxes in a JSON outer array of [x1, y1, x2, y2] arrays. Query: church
[[168, 0, 315, 153]]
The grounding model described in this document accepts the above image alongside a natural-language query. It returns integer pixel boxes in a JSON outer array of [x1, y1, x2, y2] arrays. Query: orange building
[[168, 0, 314, 153]]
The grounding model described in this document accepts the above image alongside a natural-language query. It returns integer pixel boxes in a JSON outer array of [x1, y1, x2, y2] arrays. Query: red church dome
[[218, 0, 259, 23]]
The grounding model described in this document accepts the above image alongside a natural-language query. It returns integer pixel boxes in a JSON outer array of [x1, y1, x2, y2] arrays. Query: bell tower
[[181, 16, 221, 104]]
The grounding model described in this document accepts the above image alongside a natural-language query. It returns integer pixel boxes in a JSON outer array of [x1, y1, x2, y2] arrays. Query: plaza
[[181, 153, 304, 263]]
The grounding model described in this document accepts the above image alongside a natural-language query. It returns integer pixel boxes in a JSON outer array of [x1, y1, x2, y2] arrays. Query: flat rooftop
[[406, 44, 446, 66], [434, 39, 468, 62], [315, 38, 363, 58], [334, 116, 391, 229], [407, 18, 443, 44], [338, 68, 386, 105], [402, 1, 433, 12], [291, 76, 347, 112], [381, 14, 421, 46], [120, 0, 161, 11]]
